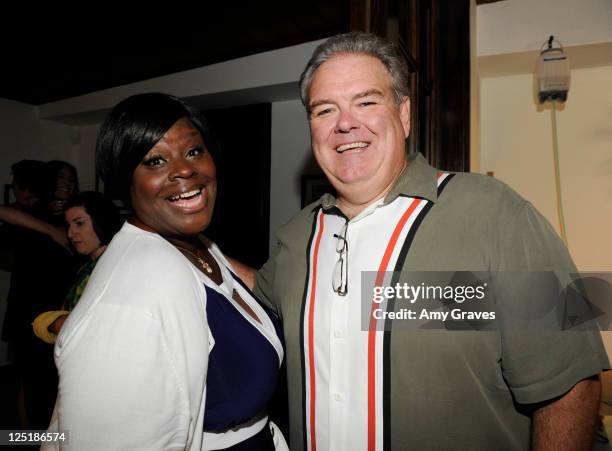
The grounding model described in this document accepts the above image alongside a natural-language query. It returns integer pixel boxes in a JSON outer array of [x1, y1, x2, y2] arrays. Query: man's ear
[[399, 96, 411, 138]]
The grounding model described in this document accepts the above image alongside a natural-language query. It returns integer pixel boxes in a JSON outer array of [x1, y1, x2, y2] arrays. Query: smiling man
[[253, 32, 609, 451], [306, 52, 410, 219]]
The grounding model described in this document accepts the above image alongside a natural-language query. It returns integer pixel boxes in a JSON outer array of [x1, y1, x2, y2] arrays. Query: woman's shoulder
[[84, 223, 204, 306], [102, 222, 191, 272]]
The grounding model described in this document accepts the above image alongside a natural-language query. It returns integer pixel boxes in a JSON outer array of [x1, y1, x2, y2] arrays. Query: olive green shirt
[[256, 152, 609, 450]]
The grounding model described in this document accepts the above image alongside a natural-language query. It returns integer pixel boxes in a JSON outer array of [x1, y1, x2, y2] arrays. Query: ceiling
[[0, 2, 349, 106]]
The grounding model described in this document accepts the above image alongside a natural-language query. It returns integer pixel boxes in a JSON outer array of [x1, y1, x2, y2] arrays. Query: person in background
[[43, 160, 79, 219], [0, 160, 78, 430], [33, 191, 123, 344], [0, 159, 80, 248], [7, 160, 46, 210], [0, 159, 48, 429], [0, 160, 60, 237], [46, 93, 287, 450]]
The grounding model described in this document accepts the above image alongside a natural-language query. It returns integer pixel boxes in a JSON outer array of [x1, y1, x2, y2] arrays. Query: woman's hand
[[49, 314, 69, 335], [32, 311, 70, 344], [226, 256, 257, 290]]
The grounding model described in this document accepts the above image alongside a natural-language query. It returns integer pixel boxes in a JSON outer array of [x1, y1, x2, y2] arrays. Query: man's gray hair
[[299, 31, 410, 111]]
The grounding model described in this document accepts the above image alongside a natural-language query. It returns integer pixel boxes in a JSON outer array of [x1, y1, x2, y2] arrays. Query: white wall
[[0, 99, 75, 189], [477, 0, 612, 56], [72, 124, 101, 192], [0, 99, 42, 168], [37, 40, 325, 124], [476, 0, 612, 271], [270, 100, 312, 254], [480, 66, 612, 271]]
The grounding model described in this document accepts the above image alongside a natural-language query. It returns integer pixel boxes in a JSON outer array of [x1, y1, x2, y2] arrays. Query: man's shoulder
[[442, 171, 528, 214]]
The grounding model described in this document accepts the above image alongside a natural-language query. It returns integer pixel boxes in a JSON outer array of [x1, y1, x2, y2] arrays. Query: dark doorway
[[203, 103, 271, 268]]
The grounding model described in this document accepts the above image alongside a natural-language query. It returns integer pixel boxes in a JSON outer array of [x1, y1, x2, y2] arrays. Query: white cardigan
[[46, 222, 211, 450]]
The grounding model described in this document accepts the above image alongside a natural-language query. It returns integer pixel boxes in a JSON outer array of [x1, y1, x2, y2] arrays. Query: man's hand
[[0, 205, 71, 251], [47, 225, 71, 251], [532, 376, 601, 451], [47, 199, 66, 215]]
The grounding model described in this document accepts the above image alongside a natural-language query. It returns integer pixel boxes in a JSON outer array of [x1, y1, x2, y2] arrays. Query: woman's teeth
[[168, 189, 202, 202]]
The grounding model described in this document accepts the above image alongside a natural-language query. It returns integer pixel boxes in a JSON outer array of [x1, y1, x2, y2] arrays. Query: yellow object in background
[[32, 310, 69, 344]]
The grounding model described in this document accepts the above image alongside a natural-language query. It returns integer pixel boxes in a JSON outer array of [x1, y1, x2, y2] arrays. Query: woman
[[44, 160, 79, 219], [46, 93, 286, 450], [32, 191, 123, 343]]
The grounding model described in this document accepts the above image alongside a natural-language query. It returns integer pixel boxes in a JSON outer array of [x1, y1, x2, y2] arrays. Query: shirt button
[[334, 329, 343, 338], [334, 393, 344, 402]]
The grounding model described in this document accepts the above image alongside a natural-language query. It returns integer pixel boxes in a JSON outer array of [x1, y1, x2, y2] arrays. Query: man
[[252, 32, 609, 450], [8, 160, 46, 209]]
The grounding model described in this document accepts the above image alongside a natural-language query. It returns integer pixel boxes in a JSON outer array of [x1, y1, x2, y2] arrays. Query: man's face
[[12, 183, 38, 208], [308, 53, 410, 206]]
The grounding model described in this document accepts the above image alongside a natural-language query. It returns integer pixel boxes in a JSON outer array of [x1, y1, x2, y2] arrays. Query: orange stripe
[[367, 198, 423, 451], [308, 212, 325, 451]]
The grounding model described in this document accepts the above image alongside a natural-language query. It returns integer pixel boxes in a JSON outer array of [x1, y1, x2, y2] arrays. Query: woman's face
[[130, 117, 217, 238], [65, 206, 104, 259], [55, 166, 77, 200]]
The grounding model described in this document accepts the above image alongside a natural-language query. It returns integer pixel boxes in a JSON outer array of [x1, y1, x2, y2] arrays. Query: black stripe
[[437, 173, 455, 196], [382, 177, 453, 451], [299, 207, 321, 451]]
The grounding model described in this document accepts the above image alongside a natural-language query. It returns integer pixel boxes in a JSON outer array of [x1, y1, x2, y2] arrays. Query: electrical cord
[[550, 100, 568, 246]]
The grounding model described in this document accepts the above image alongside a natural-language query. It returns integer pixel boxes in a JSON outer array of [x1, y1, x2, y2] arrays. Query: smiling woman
[[129, 116, 217, 238], [44, 94, 287, 451]]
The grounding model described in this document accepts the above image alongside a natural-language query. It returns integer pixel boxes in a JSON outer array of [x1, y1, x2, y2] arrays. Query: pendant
[[197, 257, 213, 274]]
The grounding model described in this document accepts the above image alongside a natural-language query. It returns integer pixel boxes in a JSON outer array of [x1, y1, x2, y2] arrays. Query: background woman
[[46, 93, 286, 450], [43, 160, 79, 219], [33, 191, 123, 343]]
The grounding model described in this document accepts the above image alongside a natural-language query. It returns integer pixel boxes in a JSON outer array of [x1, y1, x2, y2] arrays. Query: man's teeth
[[336, 142, 369, 152], [168, 189, 202, 201]]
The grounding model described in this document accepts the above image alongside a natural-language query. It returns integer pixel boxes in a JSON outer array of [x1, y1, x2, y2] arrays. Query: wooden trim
[[350, 0, 369, 31], [370, 0, 388, 35]]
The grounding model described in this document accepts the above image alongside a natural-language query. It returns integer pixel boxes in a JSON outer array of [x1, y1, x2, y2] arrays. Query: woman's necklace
[[173, 245, 213, 274]]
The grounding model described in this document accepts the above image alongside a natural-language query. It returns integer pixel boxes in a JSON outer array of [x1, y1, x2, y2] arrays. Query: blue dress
[[201, 265, 284, 450]]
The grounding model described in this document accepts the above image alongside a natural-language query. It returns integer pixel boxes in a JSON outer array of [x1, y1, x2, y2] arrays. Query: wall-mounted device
[[536, 36, 570, 104], [535, 36, 570, 246]]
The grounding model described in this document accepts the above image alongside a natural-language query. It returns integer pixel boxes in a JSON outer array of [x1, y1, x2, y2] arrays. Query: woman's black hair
[[64, 191, 123, 246], [43, 160, 80, 202], [95, 93, 218, 206]]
